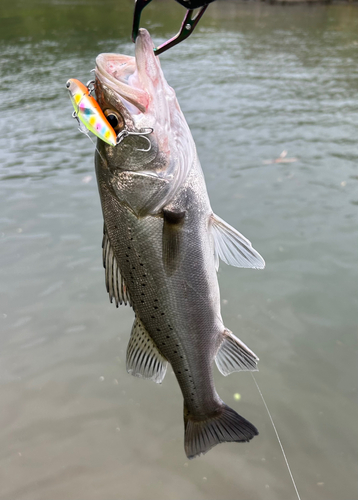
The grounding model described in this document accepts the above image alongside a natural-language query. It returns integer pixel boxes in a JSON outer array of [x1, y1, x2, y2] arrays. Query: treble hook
[[116, 127, 154, 152], [72, 110, 83, 129]]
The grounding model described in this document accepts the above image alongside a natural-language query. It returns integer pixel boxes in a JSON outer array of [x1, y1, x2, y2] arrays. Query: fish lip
[[95, 29, 158, 115], [95, 53, 147, 114]]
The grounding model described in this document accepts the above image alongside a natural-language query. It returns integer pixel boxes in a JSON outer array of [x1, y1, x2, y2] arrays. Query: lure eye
[[104, 109, 124, 133]]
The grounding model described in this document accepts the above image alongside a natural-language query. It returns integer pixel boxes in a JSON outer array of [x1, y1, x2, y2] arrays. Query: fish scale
[[94, 28, 265, 458], [97, 157, 221, 415]]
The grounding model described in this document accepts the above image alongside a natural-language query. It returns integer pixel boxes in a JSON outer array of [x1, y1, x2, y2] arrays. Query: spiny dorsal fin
[[126, 317, 168, 384], [215, 329, 259, 376], [210, 213, 265, 271], [162, 209, 185, 276], [102, 226, 131, 307]]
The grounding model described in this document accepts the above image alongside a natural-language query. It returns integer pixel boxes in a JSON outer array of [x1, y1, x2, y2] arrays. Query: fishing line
[[251, 373, 302, 500], [73, 112, 105, 162], [80, 127, 105, 162], [168, 251, 301, 500]]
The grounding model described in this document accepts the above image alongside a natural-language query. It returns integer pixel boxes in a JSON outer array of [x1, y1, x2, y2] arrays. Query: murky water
[[1, 1, 358, 498]]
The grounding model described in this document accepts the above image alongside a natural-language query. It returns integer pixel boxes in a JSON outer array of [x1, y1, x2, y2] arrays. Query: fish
[[93, 28, 265, 459]]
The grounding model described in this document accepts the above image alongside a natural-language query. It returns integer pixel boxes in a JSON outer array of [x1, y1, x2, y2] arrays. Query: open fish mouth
[[95, 29, 182, 129], [94, 29, 197, 210], [95, 53, 147, 115], [95, 29, 162, 117]]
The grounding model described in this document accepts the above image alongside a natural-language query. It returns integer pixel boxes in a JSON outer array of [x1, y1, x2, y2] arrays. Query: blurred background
[[0, 1, 358, 499]]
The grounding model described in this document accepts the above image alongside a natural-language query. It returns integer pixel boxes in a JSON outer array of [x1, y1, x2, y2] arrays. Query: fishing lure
[[66, 78, 117, 146], [66, 78, 154, 151]]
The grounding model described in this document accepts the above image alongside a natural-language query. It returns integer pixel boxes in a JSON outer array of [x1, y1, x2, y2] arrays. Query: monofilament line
[[251, 373, 302, 500]]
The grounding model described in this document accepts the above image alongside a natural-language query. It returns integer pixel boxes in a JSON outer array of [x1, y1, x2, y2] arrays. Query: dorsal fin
[[102, 226, 131, 307], [162, 209, 186, 276], [215, 329, 259, 376], [126, 317, 168, 384], [210, 214, 265, 271]]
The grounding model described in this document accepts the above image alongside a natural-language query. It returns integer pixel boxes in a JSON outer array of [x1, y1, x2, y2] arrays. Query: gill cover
[[95, 29, 196, 213]]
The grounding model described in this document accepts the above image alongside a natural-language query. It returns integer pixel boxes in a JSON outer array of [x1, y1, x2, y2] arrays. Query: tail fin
[[184, 403, 258, 459]]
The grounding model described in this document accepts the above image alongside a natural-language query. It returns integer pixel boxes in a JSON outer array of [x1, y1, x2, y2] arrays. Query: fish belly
[[97, 160, 223, 415]]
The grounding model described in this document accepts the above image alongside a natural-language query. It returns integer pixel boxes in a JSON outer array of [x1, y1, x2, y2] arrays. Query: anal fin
[[126, 317, 168, 384], [215, 329, 259, 376]]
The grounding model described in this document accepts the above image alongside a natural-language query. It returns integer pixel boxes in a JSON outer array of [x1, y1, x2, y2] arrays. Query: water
[[1, 1, 358, 498]]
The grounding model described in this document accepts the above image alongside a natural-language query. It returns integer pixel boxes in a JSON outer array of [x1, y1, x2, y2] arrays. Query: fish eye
[[66, 81, 71, 89], [104, 109, 124, 133]]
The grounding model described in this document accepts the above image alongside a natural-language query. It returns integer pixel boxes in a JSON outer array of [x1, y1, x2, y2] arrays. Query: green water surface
[[0, 1, 358, 499]]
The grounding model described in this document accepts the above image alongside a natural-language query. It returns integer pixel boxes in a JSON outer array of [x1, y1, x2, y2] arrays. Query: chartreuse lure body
[[66, 78, 117, 146]]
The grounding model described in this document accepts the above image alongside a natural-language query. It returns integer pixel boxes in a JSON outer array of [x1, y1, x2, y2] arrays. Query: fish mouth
[[95, 53, 147, 115], [95, 29, 195, 211], [95, 29, 159, 117]]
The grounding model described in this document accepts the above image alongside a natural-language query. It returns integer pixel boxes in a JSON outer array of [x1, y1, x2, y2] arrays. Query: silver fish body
[[94, 29, 265, 458]]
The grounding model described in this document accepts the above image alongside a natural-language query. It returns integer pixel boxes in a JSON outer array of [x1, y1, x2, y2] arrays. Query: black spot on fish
[[163, 209, 185, 225]]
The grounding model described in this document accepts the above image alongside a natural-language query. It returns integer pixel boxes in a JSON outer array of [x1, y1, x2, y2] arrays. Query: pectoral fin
[[210, 214, 265, 271], [102, 226, 131, 307], [126, 317, 168, 384], [162, 209, 185, 276], [215, 329, 259, 376]]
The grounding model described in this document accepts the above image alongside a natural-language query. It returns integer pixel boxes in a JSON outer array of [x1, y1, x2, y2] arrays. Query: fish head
[[95, 29, 195, 216]]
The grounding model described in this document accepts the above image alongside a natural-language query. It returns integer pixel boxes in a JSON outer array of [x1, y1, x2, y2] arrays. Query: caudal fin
[[184, 404, 258, 459]]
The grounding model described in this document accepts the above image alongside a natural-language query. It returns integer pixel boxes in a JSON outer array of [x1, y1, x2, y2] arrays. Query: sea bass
[[94, 29, 265, 459]]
